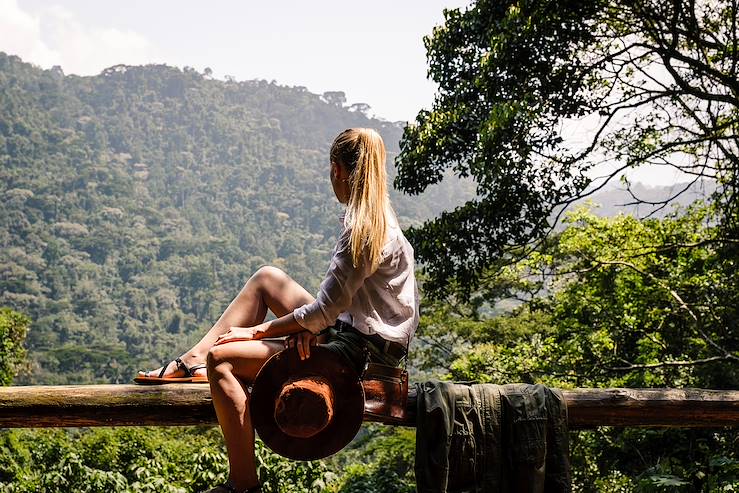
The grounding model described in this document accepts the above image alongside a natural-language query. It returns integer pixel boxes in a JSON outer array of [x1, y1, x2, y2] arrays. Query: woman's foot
[[134, 353, 208, 383]]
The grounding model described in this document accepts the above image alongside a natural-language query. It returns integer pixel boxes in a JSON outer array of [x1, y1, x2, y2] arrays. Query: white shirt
[[293, 212, 419, 346]]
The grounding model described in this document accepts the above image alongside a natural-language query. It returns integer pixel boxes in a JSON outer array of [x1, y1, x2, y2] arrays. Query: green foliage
[[0, 427, 334, 493], [0, 308, 29, 385], [396, 0, 739, 297], [0, 426, 419, 493], [436, 206, 738, 490], [255, 440, 332, 493], [443, 205, 738, 388], [326, 426, 416, 493]]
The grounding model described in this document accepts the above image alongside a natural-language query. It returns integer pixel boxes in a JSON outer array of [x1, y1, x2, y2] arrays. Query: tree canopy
[[0, 308, 29, 386], [396, 0, 739, 297]]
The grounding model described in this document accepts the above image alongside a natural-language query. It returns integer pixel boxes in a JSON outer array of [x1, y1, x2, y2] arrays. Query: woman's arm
[[214, 312, 304, 345], [214, 315, 326, 360], [292, 228, 374, 333]]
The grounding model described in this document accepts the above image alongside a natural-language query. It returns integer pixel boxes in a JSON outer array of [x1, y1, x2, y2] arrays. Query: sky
[[1, 0, 471, 122], [0, 0, 694, 186]]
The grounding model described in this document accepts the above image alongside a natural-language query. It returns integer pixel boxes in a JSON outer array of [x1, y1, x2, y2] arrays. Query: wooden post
[[1, 385, 738, 429]]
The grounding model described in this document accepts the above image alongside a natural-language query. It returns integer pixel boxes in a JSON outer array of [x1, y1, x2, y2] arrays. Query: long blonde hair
[[330, 128, 392, 271]]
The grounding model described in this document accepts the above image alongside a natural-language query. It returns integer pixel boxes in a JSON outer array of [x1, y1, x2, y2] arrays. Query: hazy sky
[[1, 0, 694, 186], [1, 0, 471, 122]]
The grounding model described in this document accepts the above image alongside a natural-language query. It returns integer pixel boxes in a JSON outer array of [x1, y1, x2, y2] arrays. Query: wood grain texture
[[562, 388, 739, 429], [1, 385, 737, 428]]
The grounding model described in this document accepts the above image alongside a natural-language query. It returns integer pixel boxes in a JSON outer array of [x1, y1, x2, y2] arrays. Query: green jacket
[[415, 381, 570, 492]]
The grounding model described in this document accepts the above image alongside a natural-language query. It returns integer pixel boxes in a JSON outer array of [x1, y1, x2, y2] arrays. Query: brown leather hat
[[250, 346, 364, 460]]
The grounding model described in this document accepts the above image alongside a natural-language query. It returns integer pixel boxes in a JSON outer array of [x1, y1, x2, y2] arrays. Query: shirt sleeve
[[293, 228, 373, 333]]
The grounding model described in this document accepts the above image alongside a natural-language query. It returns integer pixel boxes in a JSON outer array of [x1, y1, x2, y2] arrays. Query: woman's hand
[[215, 326, 266, 345], [285, 330, 317, 360]]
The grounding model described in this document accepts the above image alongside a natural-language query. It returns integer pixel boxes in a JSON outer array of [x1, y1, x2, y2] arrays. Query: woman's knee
[[207, 345, 232, 375], [207, 341, 274, 383], [250, 265, 289, 288]]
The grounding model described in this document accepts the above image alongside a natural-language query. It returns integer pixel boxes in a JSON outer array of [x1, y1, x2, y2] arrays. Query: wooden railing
[[1, 385, 738, 429]]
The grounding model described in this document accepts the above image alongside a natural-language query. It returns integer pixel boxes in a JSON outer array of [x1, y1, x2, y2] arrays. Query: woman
[[136, 128, 419, 493]]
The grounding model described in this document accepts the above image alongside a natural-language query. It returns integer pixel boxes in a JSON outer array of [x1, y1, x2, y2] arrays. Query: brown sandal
[[133, 357, 207, 384]]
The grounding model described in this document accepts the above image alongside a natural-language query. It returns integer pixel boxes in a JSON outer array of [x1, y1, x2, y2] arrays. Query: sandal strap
[[174, 357, 192, 377], [156, 360, 171, 379], [145, 358, 206, 379], [175, 357, 207, 377]]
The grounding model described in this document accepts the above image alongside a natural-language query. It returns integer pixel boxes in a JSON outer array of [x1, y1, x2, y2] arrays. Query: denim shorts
[[321, 325, 403, 376]]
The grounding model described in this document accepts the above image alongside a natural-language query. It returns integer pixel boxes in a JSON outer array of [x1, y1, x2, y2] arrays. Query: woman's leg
[[207, 339, 284, 491], [139, 266, 314, 378]]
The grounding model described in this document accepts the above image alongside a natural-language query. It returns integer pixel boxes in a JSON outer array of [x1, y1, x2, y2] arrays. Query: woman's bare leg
[[207, 339, 284, 491], [139, 266, 314, 378]]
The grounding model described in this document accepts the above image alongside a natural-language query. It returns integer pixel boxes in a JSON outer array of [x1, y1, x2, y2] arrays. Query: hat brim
[[251, 346, 364, 460]]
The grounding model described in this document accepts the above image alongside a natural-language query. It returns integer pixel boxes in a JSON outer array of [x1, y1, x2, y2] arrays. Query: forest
[[1, 0, 738, 491]]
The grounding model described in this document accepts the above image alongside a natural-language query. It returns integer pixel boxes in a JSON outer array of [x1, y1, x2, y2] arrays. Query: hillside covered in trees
[[0, 52, 472, 384]]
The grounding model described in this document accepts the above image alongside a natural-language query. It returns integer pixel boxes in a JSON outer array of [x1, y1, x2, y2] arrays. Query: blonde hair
[[330, 128, 392, 271]]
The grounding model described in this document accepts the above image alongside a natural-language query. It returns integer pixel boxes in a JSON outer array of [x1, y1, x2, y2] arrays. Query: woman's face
[[330, 161, 351, 204]]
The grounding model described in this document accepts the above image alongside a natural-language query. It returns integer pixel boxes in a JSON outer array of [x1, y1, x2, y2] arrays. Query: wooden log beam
[[1, 385, 737, 429], [0, 384, 215, 428], [542, 388, 739, 429]]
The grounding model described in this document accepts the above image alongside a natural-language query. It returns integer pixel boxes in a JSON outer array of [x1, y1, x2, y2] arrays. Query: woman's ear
[[330, 161, 341, 180], [336, 162, 350, 182]]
